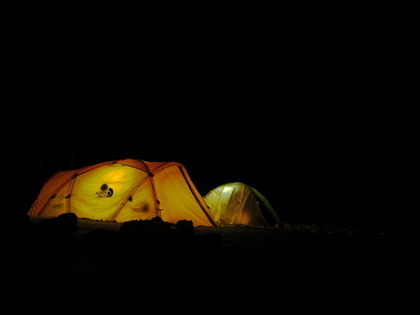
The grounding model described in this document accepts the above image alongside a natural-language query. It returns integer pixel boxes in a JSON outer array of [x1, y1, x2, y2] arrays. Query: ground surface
[[1, 215, 417, 309]]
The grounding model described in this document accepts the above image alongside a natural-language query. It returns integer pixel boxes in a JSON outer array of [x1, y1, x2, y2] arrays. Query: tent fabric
[[203, 182, 280, 227], [28, 159, 216, 226]]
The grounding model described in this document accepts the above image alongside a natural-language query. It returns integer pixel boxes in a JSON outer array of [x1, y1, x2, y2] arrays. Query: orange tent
[[28, 158, 216, 226]]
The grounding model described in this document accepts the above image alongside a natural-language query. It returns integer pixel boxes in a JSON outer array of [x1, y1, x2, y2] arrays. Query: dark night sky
[[2, 7, 415, 234], [5, 22, 402, 229], [13, 96, 379, 228]]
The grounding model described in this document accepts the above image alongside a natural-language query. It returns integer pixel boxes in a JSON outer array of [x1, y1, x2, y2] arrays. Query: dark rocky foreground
[[1, 212, 418, 309]]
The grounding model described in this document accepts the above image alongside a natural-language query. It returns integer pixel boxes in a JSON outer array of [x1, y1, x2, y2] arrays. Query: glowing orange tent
[[28, 158, 216, 226]]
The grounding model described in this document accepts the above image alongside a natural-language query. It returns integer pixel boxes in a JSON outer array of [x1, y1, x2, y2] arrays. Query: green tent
[[203, 182, 280, 227]]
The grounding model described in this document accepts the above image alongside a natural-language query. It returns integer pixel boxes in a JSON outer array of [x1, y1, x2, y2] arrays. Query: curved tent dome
[[28, 158, 216, 226], [203, 182, 280, 227]]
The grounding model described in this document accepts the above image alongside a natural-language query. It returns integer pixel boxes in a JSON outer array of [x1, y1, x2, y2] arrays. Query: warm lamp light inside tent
[[204, 182, 280, 227], [28, 159, 217, 226], [73, 163, 142, 201]]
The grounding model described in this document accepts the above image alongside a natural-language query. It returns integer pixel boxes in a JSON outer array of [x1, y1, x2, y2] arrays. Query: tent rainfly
[[28, 158, 216, 226], [203, 182, 280, 227]]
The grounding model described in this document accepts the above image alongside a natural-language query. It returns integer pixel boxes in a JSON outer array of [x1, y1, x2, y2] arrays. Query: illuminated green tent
[[203, 182, 280, 227], [28, 158, 216, 226]]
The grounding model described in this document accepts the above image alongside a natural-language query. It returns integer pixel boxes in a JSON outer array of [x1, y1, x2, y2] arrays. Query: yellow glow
[[204, 182, 268, 227], [28, 159, 216, 226]]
